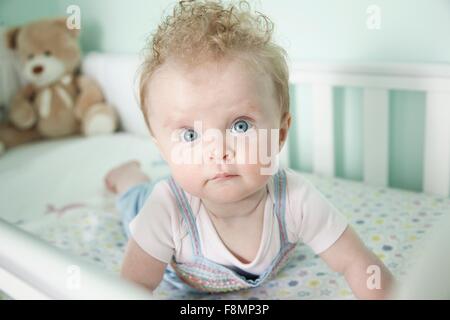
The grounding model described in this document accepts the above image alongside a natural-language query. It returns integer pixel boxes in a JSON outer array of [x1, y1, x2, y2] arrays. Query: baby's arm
[[319, 226, 395, 299], [121, 238, 167, 292]]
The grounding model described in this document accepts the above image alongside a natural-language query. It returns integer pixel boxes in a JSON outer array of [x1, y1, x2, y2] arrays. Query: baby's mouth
[[211, 173, 239, 181]]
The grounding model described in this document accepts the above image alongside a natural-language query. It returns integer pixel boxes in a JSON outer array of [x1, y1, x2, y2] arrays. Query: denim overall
[[118, 169, 297, 293]]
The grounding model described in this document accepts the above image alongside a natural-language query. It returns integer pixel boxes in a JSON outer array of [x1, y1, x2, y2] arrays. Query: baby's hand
[[319, 226, 394, 299]]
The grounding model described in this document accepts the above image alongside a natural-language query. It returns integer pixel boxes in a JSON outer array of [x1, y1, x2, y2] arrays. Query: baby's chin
[[180, 177, 239, 202], [175, 169, 271, 203], [202, 177, 264, 203]]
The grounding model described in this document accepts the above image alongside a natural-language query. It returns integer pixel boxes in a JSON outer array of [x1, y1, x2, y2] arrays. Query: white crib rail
[[424, 92, 450, 196], [289, 62, 450, 197], [0, 218, 153, 300]]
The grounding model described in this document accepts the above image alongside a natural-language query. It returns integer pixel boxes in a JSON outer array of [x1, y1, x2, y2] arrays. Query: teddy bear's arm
[[73, 75, 105, 120], [9, 85, 38, 130]]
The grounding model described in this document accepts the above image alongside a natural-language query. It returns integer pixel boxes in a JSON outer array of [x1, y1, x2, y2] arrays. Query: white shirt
[[129, 168, 348, 276]]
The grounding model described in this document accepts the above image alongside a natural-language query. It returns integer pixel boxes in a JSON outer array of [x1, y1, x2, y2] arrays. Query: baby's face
[[145, 56, 288, 204]]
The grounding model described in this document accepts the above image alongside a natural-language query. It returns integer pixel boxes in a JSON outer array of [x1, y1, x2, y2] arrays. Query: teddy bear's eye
[[44, 50, 52, 56], [28, 54, 34, 60]]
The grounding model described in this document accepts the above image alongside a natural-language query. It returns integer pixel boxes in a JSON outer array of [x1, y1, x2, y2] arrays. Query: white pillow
[[81, 53, 150, 137]]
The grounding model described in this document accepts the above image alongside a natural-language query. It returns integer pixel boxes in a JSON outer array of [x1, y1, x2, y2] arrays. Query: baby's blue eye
[[231, 119, 251, 134], [181, 128, 198, 142]]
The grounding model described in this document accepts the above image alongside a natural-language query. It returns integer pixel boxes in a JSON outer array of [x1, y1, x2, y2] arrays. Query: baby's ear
[[279, 112, 292, 145], [5, 27, 20, 50]]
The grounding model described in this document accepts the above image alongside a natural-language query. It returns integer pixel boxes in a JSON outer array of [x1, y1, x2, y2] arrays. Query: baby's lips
[[211, 173, 239, 180]]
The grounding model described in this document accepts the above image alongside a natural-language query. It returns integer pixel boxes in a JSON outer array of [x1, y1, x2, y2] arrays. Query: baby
[[105, 0, 393, 298]]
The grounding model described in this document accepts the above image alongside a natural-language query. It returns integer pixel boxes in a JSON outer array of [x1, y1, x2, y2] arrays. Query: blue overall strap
[[168, 177, 202, 256], [273, 168, 289, 246]]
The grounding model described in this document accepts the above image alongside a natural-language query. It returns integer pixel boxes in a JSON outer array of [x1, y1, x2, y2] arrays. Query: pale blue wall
[[1, 0, 449, 192], [1, 0, 449, 62]]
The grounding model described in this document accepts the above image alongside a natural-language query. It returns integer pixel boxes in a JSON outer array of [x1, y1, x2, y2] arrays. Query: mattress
[[1, 133, 449, 299]]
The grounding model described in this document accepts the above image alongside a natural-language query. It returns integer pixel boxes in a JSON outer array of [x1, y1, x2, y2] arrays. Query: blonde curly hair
[[139, 0, 289, 127]]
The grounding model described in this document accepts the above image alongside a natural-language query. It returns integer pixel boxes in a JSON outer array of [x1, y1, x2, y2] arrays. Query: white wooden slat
[[312, 84, 335, 176], [363, 88, 389, 187], [423, 92, 450, 196]]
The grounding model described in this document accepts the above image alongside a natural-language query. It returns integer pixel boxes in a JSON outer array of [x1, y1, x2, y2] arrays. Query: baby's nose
[[208, 144, 234, 163]]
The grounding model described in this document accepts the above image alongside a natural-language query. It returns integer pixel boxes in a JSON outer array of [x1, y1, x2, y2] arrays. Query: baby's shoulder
[[152, 177, 196, 205], [148, 177, 179, 207], [283, 167, 315, 196], [135, 178, 177, 219], [147, 177, 196, 222], [282, 168, 329, 221], [141, 178, 190, 236]]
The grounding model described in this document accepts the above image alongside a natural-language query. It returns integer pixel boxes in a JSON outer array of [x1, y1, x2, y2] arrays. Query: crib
[[1, 53, 450, 300]]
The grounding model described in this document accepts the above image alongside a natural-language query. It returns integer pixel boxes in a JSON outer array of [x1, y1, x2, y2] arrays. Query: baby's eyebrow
[[163, 104, 261, 128], [228, 103, 261, 117], [163, 116, 185, 128]]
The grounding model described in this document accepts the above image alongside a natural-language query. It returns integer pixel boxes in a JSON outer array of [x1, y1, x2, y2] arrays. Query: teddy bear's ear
[[53, 17, 80, 38], [5, 27, 20, 50]]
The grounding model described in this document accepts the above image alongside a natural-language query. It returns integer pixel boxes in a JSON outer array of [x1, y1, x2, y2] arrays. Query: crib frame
[[0, 218, 153, 299], [1, 54, 450, 299], [280, 61, 450, 197]]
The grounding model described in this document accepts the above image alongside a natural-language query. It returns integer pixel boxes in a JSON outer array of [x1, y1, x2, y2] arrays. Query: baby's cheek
[[234, 129, 279, 166], [237, 164, 270, 184], [259, 128, 280, 158], [238, 168, 272, 196], [233, 133, 259, 165], [169, 164, 204, 194]]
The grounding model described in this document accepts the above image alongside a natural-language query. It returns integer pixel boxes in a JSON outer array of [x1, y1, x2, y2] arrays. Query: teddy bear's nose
[[33, 65, 44, 74]]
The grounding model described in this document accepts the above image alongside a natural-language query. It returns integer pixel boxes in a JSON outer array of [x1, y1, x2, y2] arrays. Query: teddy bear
[[0, 17, 118, 154]]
